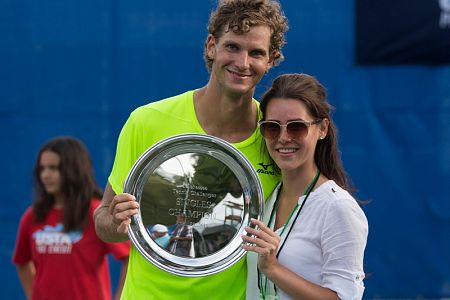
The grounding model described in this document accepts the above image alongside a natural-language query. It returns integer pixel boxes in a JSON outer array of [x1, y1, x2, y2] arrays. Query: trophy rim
[[124, 133, 264, 277]]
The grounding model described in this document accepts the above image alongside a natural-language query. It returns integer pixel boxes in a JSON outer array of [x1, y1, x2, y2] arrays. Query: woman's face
[[262, 97, 325, 173], [39, 150, 62, 196]]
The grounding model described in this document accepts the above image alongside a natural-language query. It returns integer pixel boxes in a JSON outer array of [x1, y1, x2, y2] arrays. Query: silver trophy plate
[[124, 134, 263, 277]]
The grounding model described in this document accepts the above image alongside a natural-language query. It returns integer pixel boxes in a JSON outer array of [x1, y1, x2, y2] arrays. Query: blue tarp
[[1, 1, 449, 298]]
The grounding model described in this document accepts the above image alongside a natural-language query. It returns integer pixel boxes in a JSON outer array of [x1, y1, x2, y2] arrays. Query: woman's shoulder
[[306, 181, 369, 241], [20, 206, 35, 221], [315, 180, 354, 203], [319, 181, 367, 224], [313, 181, 365, 215]]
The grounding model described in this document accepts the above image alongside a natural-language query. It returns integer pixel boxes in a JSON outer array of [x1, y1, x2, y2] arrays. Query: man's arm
[[94, 182, 139, 243]]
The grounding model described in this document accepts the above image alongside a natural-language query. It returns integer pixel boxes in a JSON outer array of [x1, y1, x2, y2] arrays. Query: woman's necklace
[[258, 169, 321, 299]]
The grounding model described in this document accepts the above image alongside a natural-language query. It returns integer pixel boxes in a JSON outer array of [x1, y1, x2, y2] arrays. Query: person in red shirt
[[13, 136, 130, 300]]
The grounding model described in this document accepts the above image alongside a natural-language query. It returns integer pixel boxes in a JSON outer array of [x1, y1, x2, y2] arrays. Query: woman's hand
[[242, 219, 340, 300], [242, 218, 281, 276]]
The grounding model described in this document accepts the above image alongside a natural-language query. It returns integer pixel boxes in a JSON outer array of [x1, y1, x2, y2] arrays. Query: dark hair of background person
[[204, 0, 289, 72], [32, 137, 103, 232], [259, 73, 355, 194]]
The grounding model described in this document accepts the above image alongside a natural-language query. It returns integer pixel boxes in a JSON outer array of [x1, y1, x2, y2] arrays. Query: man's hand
[[109, 193, 139, 234], [94, 183, 139, 242]]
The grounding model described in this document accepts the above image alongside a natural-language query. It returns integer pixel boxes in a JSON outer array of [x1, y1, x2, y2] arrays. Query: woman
[[243, 74, 368, 300], [13, 137, 130, 300]]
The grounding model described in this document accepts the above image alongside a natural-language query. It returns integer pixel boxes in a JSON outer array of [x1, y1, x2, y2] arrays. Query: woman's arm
[[113, 257, 128, 300], [264, 261, 339, 300], [16, 261, 35, 300]]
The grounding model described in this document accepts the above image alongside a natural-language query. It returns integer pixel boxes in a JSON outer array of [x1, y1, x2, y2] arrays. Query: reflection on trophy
[[141, 152, 244, 258], [124, 134, 263, 277], [150, 224, 170, 248], [167, 213, 194, 257]]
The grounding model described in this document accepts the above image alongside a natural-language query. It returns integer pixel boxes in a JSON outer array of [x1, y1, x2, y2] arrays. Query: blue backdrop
[[1, 0, 450, 299], [356, 0, 450, 64]]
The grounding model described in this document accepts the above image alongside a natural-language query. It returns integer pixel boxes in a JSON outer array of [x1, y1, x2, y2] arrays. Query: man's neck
[[193, 85, 258, 143]]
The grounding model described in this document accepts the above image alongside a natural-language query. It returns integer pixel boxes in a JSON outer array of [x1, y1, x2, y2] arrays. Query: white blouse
[[246, 180, 368, 300]]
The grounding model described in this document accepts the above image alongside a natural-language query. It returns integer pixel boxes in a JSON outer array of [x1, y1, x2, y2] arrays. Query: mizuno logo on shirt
[[256, 162, 276, 175]]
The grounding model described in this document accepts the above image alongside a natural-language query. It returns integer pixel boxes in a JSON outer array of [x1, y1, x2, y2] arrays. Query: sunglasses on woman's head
[[258, 119, 322, 140]]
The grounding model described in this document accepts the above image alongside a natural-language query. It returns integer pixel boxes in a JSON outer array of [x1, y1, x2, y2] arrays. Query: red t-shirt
[[13, 199, 130, 300]]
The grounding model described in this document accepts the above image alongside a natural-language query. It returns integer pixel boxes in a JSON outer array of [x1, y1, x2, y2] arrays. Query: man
[[167, 213, 193, 257], [94, 0, 288, 299], [150, 224, 170, 248]]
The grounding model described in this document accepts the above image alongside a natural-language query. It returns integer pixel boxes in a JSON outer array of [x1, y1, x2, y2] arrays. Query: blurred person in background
[[167, 213, 194, 257], [12, 136, 130, 300], [243, 74, 368, 300], [150, 224, 170, 248]]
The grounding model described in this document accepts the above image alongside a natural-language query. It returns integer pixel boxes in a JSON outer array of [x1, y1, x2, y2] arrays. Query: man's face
[[176, 214, 186, 224], [206, 25, 274, 98]]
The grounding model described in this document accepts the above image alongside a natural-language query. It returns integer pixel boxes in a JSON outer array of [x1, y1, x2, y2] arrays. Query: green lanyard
[[258, 169, 321, 299]]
